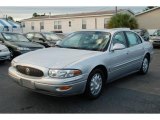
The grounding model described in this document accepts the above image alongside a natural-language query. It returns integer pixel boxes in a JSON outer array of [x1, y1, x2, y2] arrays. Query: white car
[[0, 44, 10, 63]]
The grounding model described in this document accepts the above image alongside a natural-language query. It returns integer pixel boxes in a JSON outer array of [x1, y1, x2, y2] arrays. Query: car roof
[[0, 32, 22, 35], [27, 32, 53, 34], [76, 28, 132, 34]]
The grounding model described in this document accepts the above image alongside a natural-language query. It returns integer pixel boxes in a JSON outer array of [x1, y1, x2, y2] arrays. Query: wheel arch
[[145, 52, 150, 63], [89, 65, 108, 82]]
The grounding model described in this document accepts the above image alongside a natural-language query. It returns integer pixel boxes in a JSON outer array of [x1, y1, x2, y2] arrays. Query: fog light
[[56, 86, 72, 91]]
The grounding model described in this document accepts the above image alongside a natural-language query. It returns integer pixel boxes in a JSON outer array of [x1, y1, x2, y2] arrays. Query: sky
[[0, 6, 146, 21]]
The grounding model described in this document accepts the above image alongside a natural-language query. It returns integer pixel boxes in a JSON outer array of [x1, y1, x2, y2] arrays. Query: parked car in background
[[0, 44, 10, 63], [9, 29, 153, 99], [133, 29, 150, 41], [0, 32, 44, 59], [54, 33, 66, 39], [149, 29, 160, 47], [25, 32, 61, 47]]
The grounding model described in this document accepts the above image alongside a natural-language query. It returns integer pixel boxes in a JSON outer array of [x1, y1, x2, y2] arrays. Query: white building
[[21, 9, 134, 33]]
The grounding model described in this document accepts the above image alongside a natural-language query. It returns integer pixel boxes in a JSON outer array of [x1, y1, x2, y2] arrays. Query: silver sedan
[[9, 29, 153, 99]]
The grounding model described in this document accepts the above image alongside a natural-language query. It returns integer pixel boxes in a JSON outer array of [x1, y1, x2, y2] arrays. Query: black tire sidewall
[[85, 69, 105, 99], [140, 57, 149, 74]]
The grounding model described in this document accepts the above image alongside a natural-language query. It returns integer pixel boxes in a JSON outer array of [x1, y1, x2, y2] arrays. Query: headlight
[[1, 48, 9, 52], [17, 47, 30, 51], [48, 69, 82, 78]]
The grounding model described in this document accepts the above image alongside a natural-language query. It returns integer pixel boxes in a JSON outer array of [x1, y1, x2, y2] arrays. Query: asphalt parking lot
[[0, 49, 160, 113]]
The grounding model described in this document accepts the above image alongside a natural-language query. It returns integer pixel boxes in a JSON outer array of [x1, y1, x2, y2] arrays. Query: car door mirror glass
[[111, 43, 126, 51]]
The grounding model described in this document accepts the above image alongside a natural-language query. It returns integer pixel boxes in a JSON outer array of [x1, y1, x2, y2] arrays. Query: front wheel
[[139, 56, 149, 74], [84, 69, 105, 99], [9, 49, 14, 60]]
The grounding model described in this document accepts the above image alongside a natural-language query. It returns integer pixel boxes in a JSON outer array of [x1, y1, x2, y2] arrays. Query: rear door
[[124, 31, 145, 71]]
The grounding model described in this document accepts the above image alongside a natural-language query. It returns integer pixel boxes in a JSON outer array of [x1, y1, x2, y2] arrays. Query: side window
[[34, 33, 43, 39], [157, 30, 160, 36], [135, 34, 142, 44], [126, 32, 140, 47], [112, 32, 127, 47], [26, 33, 34, 39]]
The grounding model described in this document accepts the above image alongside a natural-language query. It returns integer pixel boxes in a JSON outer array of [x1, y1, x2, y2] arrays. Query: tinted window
[[2, 33, 29, 42], [34, 33, 43, 39], [126, 32, 140, 47], [153, 30, 160, 36], [112, 32, 127, 47]]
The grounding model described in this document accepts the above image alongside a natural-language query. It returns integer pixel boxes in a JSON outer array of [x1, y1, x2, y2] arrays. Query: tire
[[84, 69, 105, 99], [9, 49, 14, 60], [0, 60, 5, 64], [139, 56, 149, 74]]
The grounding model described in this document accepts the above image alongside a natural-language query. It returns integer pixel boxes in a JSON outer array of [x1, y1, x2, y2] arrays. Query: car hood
[[9, 41, 43, 48], [14, 47, 99, 68]]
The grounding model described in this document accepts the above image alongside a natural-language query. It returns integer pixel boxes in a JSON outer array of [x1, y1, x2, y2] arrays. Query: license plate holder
[[21, 79, 35, 89]]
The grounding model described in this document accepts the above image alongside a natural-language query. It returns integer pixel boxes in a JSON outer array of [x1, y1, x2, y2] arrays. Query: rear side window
[[126, 32, 141, 47], [34, 33, 43, 39]]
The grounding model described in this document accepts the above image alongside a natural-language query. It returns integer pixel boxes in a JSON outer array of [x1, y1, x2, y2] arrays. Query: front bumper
[[8, 66, 87, 96], [150, 40, 160, 47]]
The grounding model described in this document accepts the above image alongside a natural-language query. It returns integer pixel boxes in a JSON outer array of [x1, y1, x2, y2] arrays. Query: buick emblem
[[25, 68, 30, 75]]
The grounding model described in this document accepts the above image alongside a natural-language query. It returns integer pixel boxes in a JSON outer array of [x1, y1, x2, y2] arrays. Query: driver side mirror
[[111, 43, 126, 51]]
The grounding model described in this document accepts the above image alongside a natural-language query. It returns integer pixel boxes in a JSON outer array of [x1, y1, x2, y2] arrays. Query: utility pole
[[115, 6, 118, 14]]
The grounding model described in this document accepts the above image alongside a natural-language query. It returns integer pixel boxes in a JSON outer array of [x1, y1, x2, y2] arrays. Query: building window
[[82, 19, 87, 29], [40, 22, 44, 30], [69, 21, 71, 27], [54, 21, 62, 30], [104, 18, 108, 29], [31, 22, 34, 30]]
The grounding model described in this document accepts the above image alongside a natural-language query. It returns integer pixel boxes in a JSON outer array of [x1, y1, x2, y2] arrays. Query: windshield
[[2, 33, 29, 42], [153, 30, 160, 36], [42, 33, 60, 41], [58, 31, 111, 51]]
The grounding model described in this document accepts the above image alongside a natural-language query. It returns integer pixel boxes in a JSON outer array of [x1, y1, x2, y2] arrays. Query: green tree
[[33, 12, 39, 17], [7, 16, 14, 21], [107, 13, 138, 29]]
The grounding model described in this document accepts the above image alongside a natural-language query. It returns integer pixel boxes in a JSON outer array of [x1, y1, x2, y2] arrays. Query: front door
[[107, 32, 131, 81]]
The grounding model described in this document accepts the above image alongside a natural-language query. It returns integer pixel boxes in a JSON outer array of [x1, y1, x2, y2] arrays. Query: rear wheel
[[84, 69, 105, 99], [139, 56, 149, 74]]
